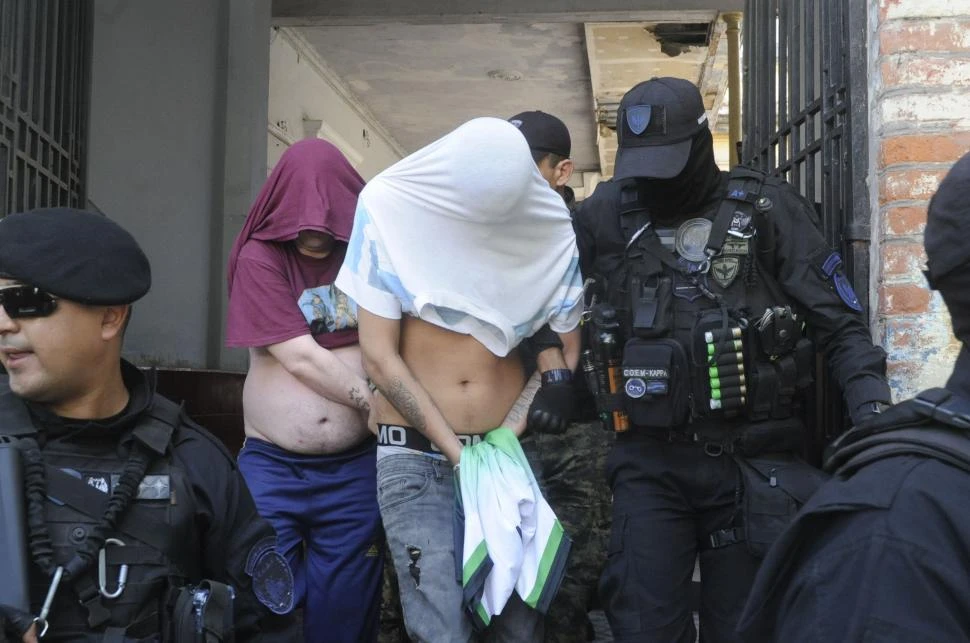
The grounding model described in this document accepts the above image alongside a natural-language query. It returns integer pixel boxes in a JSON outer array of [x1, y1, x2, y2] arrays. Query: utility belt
[[377, 424, 484, 456], [583, 299, 814, 441]]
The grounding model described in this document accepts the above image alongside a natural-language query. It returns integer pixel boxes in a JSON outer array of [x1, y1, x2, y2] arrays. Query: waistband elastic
[[241, 434, 376, 462], [376, 423, 483, 456]]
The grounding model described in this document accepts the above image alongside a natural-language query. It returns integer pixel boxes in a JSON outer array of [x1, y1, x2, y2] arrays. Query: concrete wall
[[87, 0, 271, 370], [870, 0, 970, 398], [267, 28, 404, 178]]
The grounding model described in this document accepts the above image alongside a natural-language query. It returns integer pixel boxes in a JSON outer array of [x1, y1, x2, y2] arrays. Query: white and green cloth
[[456, 428, 571, 630]]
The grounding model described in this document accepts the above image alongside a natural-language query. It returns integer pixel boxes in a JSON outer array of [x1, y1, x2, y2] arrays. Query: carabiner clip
[[34, 565, 64, 638], [98, 538, 128, 600]]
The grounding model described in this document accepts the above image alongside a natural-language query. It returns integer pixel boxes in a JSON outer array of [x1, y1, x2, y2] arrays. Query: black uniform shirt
[[738, 347, 970, 642], [19, 362, 294, 642], [573, 172, 891, 420]]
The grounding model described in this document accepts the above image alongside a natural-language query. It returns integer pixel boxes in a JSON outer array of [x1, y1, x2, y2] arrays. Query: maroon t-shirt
[[225, 239, 358, 349]]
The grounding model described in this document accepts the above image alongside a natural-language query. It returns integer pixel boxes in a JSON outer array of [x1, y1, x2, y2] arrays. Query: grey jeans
[[377, 452, 544, 643]]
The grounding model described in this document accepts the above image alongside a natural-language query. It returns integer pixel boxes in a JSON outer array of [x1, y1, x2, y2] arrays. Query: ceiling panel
[[296, 23, 601, 171]]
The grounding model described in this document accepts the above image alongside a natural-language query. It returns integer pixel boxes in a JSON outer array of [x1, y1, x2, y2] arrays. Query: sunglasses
[[0, 285, 58, 319]]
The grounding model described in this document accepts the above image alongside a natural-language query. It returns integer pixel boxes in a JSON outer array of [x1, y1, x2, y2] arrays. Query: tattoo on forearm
[[349, 386, 370, 412], [384, 378, 427, 431], [503, 374, 541, 426]]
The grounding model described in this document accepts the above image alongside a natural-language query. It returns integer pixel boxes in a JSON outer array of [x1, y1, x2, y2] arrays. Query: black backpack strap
[[825, 388, 970, 476], [912, 387, 970, 429], [833, 426, 970, 478], [130, 396, 182, 456], [616, 181, 692, 277], [704, 166, 769, 260]]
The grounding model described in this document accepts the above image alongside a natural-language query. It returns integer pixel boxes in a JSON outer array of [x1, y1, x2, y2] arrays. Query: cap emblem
[[626, 105, 653, 135]]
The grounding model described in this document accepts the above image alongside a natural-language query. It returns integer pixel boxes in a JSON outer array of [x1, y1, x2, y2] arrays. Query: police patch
[[729, 210, 753, 234], [818, 252, 863, 312], [626, 105, 652, 135], [246, 537, 295, 615], [711, 256, 741, 288], [625, 377, 647, 399], [722, 238, 750, 256]]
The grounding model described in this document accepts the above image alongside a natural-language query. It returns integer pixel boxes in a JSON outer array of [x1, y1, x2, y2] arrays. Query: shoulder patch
[[813, 251, 863, 312], [246, 536, 295, 615]]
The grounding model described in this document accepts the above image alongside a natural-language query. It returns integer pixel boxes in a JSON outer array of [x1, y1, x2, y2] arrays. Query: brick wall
[[872, 0, 970, 398]]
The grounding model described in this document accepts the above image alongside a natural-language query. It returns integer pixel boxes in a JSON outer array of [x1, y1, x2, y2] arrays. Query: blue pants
[[238, 436, 383, 643]]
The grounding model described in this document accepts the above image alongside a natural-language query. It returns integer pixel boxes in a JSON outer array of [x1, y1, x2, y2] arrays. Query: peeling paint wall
[[267, 28, 404, 179], [871, 0, 970, 399]]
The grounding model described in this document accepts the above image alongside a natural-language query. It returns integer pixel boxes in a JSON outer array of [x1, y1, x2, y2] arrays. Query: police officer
[[510, 110, 614, 643], [573, 77, 891, 642], [738, 151, 970, 642], [0, 209, 296, 642]]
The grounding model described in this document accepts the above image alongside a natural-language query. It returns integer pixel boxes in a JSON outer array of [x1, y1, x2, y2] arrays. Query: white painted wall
[[267, 28, 405, 177]]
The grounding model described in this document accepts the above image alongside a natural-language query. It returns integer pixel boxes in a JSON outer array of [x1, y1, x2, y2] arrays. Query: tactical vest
[[592, 167, 814, 433], [824, 387, 970, 476], [0, 387, 200, 641]]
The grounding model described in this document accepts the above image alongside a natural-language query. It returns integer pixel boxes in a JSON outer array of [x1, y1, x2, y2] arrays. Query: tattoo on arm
[[383, 378, 428, 431], [503, 373, 541, 427], [348, 386, 370, 412]]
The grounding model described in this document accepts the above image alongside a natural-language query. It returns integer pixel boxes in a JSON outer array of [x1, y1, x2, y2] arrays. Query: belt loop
[[430, 457, 443, 481]]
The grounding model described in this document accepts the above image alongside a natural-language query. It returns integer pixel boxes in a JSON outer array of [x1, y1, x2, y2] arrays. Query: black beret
[[0, 207, 151, 305], [925, 152, 970, 283]]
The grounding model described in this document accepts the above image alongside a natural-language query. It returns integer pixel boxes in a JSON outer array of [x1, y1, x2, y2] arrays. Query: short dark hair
[[532, 150, 568, 168]]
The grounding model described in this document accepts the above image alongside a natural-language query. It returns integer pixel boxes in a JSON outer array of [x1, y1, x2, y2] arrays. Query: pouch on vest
[[733, 453, 828, 559], [691, 309, 748, 419], [621, 338, 690, 428], [629, 275, 673, 338], [746, 339, 814, 422]]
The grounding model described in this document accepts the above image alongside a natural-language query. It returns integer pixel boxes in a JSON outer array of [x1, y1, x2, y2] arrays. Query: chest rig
[[592, 167, 814, 433], [0, 384, 200, 641]]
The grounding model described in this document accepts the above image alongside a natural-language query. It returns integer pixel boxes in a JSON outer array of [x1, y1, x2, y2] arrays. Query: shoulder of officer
[[162, 398, 238, 468], [733, 170, 821, 234], [575, 179, 625, 217]]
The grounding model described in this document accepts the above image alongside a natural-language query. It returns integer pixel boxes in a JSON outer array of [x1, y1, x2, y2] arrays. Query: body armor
[[588, 167, 815, 436], [0, 381, 200, 641]]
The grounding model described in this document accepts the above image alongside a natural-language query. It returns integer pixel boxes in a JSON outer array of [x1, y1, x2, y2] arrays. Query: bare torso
[[373, 316, 527, 436], [243, 343, 371, 454]]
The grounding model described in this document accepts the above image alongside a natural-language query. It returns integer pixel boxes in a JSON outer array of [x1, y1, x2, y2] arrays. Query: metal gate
[[741, 0, 870, 456], [0, 0, 91, 218]]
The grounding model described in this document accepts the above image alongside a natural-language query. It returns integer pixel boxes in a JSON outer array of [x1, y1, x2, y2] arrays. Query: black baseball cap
[[508, 111, 571, 158], [614, 77, 709, 180], [925, 151, 970, 285]]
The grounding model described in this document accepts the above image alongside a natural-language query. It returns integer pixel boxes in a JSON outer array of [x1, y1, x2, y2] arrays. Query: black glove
[[527, 381, 575, 434], [0, 603, 35, 643]]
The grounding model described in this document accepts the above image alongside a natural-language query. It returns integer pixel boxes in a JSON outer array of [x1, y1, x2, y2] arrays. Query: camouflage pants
[[379, 542, 410, 643], [522, 422, 614, 643]]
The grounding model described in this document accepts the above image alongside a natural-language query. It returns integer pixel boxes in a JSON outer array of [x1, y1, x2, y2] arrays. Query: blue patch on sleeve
[[246, 537, 295, 615], [833, 271, 863, 312], [820, 253, 863, 312], [821, 252, 841, 277]]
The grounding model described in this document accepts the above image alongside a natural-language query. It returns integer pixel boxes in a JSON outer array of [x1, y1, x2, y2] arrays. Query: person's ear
[[554, 159, 574, 188], [100, 305, 129, 341]]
